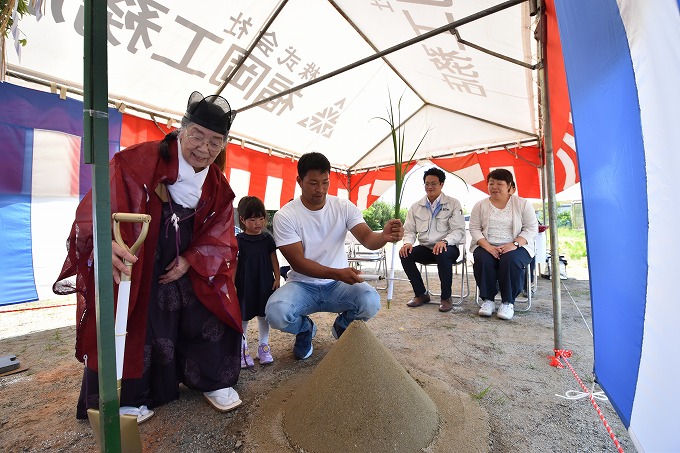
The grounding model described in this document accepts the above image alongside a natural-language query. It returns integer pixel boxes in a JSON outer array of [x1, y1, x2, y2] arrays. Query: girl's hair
[[237, 196, 266, 229]]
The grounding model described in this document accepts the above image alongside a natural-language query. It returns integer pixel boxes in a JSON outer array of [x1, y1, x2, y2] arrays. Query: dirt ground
[[0, 264, 634, 453]]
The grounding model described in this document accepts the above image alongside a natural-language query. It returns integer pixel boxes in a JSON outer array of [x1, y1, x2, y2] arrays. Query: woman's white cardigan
[[468, 195, 538, 257]]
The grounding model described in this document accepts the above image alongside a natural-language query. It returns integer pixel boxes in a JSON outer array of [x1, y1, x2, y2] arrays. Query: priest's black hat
[[183, 91, 236, 136]]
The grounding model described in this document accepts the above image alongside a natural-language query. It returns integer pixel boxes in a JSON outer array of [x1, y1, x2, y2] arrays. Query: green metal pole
[[84, 0, 120, 451]]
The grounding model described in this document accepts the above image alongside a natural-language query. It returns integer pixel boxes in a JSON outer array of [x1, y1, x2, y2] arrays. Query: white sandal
[[203, 387, 242, 412], [119, 405, 154, 424]]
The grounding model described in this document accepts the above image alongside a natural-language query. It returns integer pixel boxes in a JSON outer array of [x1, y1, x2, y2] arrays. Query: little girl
[[235, 196, 280, 368]]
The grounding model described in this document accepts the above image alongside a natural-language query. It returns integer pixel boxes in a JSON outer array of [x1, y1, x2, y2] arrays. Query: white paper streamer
[[114, 280, 131, 380]]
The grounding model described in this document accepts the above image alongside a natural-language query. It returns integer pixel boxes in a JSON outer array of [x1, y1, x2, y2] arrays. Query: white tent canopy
[[5, 2, 680, 451], [6, 0, 538, 171]]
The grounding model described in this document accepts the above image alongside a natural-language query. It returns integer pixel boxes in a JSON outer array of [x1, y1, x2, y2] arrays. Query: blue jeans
[[265, 280, 381, 334]]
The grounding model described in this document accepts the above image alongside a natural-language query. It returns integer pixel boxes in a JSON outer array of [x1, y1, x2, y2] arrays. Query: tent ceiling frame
[[234, 0, 528, 114], [327, 0, 537, 142], [5, 65, 184, 123], [453, 29, 536, 70], [326, 0, 426, 106], [6, 63, 189, 119], [502, 144, 541, 168]]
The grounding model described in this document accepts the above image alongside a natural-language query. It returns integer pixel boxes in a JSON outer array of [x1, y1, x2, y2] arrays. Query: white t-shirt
[[273, 196, 365, 284]]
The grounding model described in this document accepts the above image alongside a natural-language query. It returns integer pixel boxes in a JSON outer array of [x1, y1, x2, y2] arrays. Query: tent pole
[[346, 169, 352, 202], [84, 0, 119, 450], [540, 139, 547, 223], [537, 1, 562, 351], [530, 0, 539, 16], [537, 89, 547, 223]]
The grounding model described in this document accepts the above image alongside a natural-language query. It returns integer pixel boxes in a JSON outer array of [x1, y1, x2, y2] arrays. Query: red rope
[[0, 303, 76, 314], [552, 349, 625, 453]]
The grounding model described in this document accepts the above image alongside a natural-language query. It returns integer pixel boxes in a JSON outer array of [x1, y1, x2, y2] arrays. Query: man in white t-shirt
[[265, 152, 404, 360]]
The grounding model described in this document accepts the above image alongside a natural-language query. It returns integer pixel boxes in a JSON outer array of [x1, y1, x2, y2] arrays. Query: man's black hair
[[298, 152, 331, 179], [423, 167, 446, 184]]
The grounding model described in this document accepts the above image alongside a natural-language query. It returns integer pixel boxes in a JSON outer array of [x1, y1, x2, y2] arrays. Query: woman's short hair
[[237, 196, 266, 228], [423, 167, 446, 184], [487, 168, 514, 185]]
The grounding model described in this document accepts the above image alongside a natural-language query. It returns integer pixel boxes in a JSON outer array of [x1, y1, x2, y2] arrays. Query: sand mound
[[283, 321, 439, 453]]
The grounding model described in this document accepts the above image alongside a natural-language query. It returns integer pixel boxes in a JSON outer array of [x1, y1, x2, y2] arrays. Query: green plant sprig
[[372, 90, 430, 308], [371, 91, 430, 220]]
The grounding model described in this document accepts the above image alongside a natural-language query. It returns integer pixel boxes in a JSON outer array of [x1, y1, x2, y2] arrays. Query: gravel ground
[[0, 265, 634, 452]]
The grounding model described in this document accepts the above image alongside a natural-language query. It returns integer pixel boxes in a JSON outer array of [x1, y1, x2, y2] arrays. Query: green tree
[[363, 201, 407, 231], [557, 210, 572, 228], [1, 0, 29, 40], [1, 0, 31, 80]]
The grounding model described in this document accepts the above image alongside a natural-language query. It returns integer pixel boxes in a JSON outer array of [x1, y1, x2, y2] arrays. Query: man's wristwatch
[[512, 241, 520, 248], [441, 239, 448, 245]]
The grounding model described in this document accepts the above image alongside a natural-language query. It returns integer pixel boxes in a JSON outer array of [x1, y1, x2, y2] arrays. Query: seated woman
[[469, 169, 537, 320]]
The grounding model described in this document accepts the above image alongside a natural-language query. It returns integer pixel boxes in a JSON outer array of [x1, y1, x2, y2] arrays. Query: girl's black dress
[[235, 232, 277, 321]]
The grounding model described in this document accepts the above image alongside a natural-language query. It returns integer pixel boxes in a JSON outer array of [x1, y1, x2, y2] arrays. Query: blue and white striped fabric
[[555, 1, 680, 451], [0, 84, 122, 305]]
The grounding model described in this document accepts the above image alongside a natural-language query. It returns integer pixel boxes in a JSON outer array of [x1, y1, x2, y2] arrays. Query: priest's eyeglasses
[[187, 134, 224, 154]]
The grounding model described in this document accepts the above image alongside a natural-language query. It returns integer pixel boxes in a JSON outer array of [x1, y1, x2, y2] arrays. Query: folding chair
[[347, 241, 388, 290], [418, 242, 469, 304], [473, 258, 533, 312]]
